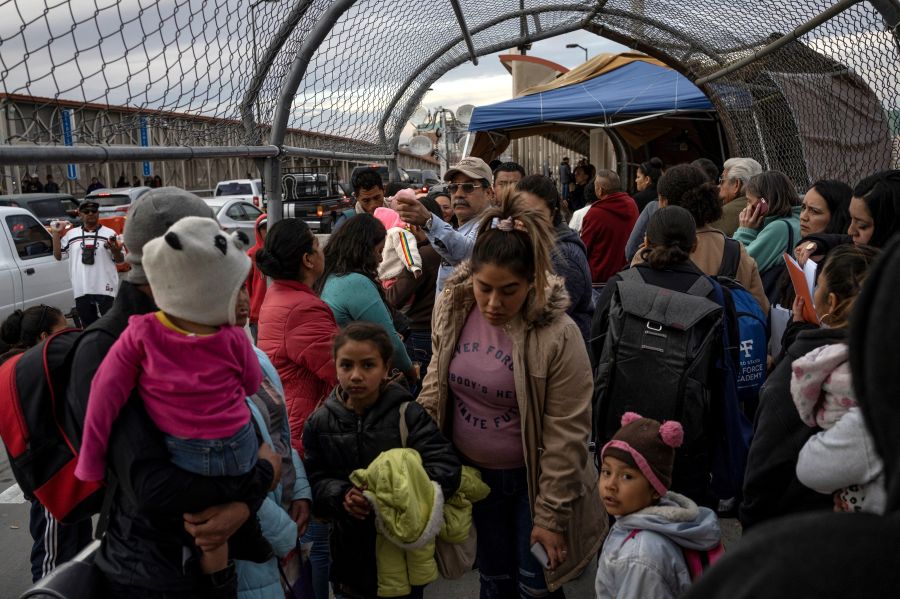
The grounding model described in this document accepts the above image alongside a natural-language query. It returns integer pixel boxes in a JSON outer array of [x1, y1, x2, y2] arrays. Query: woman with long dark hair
[[316, 214, 416, 383], [795, 170, 900, 265], [419, 192, 606, 597], [256, 218, 337, 599]]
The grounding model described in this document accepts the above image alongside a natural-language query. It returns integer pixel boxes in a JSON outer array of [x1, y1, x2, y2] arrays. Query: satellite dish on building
[[408, 135, 435, 156], [410, 105, 430, 127], [456, 104, 475, 126]]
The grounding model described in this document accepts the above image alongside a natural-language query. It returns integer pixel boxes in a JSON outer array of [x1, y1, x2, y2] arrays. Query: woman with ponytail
[[418, 192, 607, 597], [592, 205, 725, 364], [256, 218, 336, 599], [633, 163, 768, 311]]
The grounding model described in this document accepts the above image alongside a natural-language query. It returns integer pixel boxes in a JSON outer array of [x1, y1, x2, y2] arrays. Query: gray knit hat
[[123, 187, 215, 284], [142, 216, 251, 327]]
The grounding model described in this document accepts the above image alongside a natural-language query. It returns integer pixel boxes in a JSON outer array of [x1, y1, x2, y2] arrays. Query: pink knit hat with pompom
[[601, 412, 683, 496]]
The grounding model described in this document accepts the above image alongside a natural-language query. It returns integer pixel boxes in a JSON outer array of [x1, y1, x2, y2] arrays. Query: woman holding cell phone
[[733, 171, 802, 301]]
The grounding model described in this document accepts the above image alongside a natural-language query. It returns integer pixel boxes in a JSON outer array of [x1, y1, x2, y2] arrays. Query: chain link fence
[[0, 0, 897, 193]]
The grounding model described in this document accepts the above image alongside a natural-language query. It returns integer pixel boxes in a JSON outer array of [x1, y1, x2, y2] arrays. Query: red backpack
[[622, 529, 725, 580], [0, 329, 104, 522]]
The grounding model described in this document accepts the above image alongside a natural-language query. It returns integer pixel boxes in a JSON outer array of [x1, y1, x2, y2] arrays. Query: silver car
[[83, 186, 152, 215], [203, 198, 264, 239]]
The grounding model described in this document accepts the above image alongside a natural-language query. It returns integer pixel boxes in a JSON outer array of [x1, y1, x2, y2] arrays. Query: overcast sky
[[422, 30, 628, 114]]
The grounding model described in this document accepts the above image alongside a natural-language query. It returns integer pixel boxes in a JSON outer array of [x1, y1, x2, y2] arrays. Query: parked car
[[281, 168, 353, 233], [349, 164, 413, 187], [203, 197, 264, 238], [0, 193, 81, 226], [404, 168, 442, 193], [0, 206, 74, 322], [214, 179, 266, 209], [83, 186, 152, 216]]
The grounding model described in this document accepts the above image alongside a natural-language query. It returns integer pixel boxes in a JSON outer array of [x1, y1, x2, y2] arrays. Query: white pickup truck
[[0, 207, 74, 323], [214, 179, 266, 209]]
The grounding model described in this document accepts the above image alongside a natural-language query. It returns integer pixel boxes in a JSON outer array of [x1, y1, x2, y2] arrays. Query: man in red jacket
[[580, 169, 639, 284]]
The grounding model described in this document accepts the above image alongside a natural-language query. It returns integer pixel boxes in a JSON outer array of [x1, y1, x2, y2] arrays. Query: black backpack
[[593, 268, 725, 503], [0, 329, 104, 523]]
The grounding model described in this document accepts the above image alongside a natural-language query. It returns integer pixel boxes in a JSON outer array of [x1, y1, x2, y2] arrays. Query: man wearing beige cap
[[396, 156, 495, 292]]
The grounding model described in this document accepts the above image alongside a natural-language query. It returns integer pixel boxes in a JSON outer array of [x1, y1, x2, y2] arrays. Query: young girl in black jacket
[[303, 322, 461, 599]]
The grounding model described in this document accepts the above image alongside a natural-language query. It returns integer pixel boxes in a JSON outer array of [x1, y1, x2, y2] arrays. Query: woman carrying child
[[303, 322, 461, 599], [418, 191, 606, 597], [77, 217, 279, 577], [741, 244, 880, 528]]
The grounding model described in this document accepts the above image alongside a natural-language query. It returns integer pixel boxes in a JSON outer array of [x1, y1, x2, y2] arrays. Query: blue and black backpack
[[716, 236, 768, 420]]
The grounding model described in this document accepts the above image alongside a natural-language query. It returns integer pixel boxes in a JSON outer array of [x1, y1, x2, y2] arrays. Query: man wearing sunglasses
[[395, 156, 495, 292], [51, 199, 124, 326]]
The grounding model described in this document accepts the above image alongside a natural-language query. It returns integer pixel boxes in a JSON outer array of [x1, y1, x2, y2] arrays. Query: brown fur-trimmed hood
[[441, 260, 571, 328]]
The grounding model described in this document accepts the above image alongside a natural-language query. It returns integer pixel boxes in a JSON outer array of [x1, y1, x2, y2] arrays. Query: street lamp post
[[566, 43, 589, 63]]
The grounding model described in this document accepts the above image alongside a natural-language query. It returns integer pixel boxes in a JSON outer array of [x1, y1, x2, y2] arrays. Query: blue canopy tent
[[468, 60, 713, 132]]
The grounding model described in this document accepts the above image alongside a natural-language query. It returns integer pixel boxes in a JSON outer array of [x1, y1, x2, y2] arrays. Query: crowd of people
[[0, 152, 899, 599]]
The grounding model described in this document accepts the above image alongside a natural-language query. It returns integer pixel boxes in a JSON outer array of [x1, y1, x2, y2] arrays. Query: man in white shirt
[[51, 199, 124, 326]]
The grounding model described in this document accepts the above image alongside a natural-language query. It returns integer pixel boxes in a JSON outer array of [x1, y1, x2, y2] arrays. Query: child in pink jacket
[[76, 216, 272, 570]]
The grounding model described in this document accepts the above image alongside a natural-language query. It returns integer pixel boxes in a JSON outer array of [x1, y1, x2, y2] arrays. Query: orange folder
[[783, 252, 818, 324]]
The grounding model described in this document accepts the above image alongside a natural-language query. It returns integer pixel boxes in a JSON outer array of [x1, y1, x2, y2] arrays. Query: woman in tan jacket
[[632, 163, 769, 313], [417, 192, 607, 598]]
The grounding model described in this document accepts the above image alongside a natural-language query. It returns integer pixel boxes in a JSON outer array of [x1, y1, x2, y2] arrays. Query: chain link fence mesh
[[0, 0, 897, 186]]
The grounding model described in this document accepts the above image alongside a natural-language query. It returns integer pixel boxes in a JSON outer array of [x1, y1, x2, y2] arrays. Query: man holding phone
[[52, 199, 124, 326]]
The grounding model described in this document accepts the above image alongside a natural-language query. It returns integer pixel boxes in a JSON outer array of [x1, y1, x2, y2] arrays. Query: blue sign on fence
[[61, 109, 78, 181], [140, 116, 152, 177]]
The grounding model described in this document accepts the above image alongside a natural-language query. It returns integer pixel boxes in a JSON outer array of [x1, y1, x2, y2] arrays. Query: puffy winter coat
[[553, 221, 594, 344], [595, 493, 721, 599], [237, 396, 312, 599], [258, 279, 338, 455], [302, 382, 461, 597], [350, 448, 445, 597], [440, 465, 490, 543]]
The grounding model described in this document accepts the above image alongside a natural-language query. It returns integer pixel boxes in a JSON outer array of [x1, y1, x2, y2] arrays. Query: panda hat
[[142, 216, 251, 327]]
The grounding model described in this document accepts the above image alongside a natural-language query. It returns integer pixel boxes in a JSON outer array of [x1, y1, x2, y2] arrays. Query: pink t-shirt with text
[[450, 307, 524, 469]]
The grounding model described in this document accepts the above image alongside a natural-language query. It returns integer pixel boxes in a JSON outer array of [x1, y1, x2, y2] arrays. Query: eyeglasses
[[448, 183, 484, 194], [79, 207, 98, 214]]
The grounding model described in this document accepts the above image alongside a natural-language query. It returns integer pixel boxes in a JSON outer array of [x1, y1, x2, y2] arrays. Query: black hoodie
[[553, 221, 594, 344], [684, 234, 900, 598], [738, 327, 842, 529]]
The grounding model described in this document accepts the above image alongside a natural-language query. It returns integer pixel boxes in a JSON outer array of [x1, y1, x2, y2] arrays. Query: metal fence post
[[265, 156, 283, 223]]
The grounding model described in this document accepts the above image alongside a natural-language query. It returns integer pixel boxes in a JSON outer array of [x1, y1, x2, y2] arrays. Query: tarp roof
[[467, 59, 713, 132]]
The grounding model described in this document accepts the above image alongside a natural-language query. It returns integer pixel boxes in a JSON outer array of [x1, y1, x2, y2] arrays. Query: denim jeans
[[301, 519, 332, 599], [473, 467, 565, 599], [164, 422, 258, 477]]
